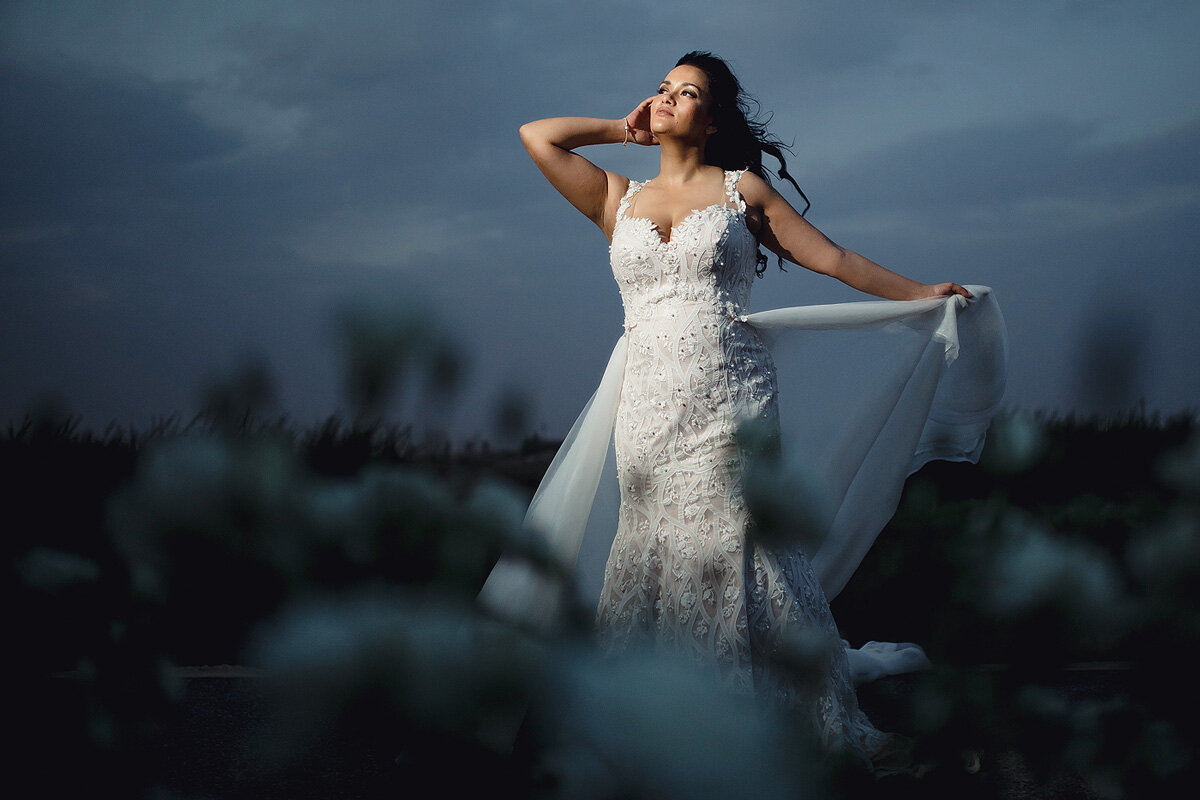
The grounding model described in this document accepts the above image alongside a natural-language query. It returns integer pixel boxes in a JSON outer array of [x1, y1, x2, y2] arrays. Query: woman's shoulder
[[730, 169, 771, 207], [731, 169, 768, 193], [605, 171, 640, 205], [604, 170, 636, 192]]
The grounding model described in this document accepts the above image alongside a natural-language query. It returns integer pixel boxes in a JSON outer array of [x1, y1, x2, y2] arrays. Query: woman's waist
[[621, 297, 750, 333]]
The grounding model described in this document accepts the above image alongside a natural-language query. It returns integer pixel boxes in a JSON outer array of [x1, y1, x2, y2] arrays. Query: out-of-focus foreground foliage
[[5, 305, 1198, 798], [837, 409, 1200, 797]]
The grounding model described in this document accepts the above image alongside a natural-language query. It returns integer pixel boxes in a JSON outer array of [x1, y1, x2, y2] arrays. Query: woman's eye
[[657, 87, 668, 94], [683, 90, 696, 98]]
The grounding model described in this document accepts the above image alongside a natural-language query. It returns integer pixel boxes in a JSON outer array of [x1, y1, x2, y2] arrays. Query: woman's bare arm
[[738, 171, 970, 300], [519, 99, 658, 237], [519, 117, 629, 237]]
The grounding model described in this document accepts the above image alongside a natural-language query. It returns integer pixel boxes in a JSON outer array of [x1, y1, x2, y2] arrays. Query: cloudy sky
[[2, 0, 1197, 442]]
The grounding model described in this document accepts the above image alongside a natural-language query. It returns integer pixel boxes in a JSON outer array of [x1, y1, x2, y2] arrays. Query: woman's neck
[[653, 137, 710, 185]]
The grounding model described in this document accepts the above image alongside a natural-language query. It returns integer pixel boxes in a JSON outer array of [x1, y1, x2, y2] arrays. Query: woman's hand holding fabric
[[923, 282, 974, 300]]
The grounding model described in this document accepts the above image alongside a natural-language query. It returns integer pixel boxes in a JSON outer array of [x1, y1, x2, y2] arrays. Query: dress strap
[[616, 178, 646, 221], [724, 169, 747, 214]]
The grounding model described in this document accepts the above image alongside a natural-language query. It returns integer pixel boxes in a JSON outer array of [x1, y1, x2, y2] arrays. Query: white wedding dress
[[480, 170, 1007, 764]]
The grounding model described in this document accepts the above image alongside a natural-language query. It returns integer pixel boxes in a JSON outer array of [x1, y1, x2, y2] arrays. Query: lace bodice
[[610, 169, 758, 328]]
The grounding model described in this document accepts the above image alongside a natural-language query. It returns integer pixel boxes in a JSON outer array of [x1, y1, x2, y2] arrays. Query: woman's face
[[651, 64, 715, 140]]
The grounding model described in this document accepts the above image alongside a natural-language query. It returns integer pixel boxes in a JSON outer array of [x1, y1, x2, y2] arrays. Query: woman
[[483, 52, 1005, 767]]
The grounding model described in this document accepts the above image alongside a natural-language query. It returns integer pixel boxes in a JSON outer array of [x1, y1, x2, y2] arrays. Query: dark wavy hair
[[676, 51, 809, 275]]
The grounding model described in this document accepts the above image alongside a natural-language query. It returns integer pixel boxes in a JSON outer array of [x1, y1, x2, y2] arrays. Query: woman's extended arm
[[738, 172, 970, 301]]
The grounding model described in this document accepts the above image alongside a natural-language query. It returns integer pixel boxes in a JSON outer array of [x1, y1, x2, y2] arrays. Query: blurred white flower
[[982, 410, 1047, 474], [985, 513, 1129, 638], [18, 548, 100, 591], [536, 646, 825, 800]]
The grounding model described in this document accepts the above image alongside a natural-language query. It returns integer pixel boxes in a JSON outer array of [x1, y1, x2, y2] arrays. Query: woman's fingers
[[926, 282, 973, 299], [622, 98, 660, 146], [626, 96, 657, 130]]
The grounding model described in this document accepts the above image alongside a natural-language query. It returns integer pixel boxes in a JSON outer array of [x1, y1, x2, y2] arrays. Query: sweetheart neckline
[[619, 202, 740, 247]]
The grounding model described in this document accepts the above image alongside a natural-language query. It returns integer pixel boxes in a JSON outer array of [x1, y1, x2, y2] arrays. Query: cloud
[[1, 0, 1198, 432], [0, 61, 239, 225], [812, 116, 1200, 240]]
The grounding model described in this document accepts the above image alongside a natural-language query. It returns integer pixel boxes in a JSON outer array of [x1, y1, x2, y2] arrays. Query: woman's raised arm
[[519, 100, 657, 237]]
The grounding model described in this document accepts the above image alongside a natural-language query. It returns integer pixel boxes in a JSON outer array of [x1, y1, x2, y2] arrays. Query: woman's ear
[[705, 124, 717, 135]]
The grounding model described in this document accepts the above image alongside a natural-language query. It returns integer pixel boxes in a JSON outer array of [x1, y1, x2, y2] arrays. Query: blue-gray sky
[[2, 0, 1198, 441]]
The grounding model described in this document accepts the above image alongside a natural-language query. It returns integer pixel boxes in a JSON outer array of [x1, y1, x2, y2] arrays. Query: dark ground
[[125, 664, 1123, 799]]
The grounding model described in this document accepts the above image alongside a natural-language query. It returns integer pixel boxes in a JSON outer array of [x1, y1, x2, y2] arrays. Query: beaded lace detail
[[599, 169, 887, 762]]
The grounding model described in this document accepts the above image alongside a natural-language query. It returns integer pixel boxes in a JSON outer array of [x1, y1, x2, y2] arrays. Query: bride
[[482, 51, 1005, 767]]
